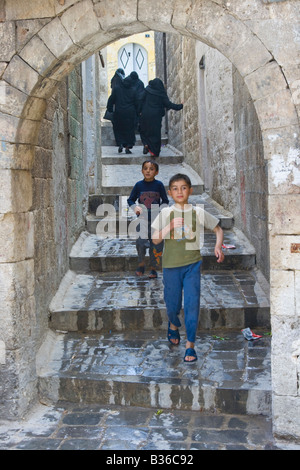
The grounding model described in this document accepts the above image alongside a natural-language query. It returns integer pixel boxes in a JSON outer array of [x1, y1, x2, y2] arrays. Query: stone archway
[[0, 0, 299, 439]]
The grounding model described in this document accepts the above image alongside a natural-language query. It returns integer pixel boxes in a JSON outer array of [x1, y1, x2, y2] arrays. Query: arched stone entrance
[[0, 0, 299, 439]]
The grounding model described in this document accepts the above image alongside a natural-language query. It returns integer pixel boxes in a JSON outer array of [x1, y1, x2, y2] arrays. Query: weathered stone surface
[[269, 194, 300, 234], [138, 0, 176, 33], [270, 269, 296, 317], [273, 395, 300, 441], [0, 212, 34, 262], [5, 0, 55, 20], [0, 142, 34, 171], [0, 169, 32, 213], [38, 17, 75, 59], [268, 150, 300, 194], [0, 21, 16, 61], [231, 35, 272, 77], [247, 18, 300, 67], [255, 89, 299, 131], [20, 36, 57, 77], [244, 62, 288, 100], [94, 0, 138, 31], [37, 330, 272, 416], [270, 235, 300, 271], [3, 55, 39, 96], [60, 0, 100, 46]]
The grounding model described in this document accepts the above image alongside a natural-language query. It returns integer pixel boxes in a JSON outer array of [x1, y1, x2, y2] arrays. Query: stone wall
[[232, 68, 269, 279], [0, 67, 87, 419], [33, 66, 86, 344], [156, 33, 200, 162]]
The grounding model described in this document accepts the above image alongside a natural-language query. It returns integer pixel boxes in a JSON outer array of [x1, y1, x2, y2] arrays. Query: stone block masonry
[[0, 0, 299, 443]]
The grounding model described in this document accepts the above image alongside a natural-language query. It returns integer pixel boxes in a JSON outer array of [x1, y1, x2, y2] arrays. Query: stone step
[[101, 160, 204, 195], [69, 228, 256, 273], [37, 329, 272, 416], [101, 144, 183, 164], [87, 193, 234, 230], [49, 268, 270, 333], [101, 122, 168, 147]]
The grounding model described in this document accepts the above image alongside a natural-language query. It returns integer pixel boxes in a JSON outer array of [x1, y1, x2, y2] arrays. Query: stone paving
[[38, 330, 272, 415], [0, 401, 278, 450]]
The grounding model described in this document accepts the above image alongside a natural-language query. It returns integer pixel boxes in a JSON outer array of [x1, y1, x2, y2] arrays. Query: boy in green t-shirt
[[152, 173, 224, 363]]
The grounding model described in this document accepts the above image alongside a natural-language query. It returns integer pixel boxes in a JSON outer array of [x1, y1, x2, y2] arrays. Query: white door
[[118, 43, 148, 86]]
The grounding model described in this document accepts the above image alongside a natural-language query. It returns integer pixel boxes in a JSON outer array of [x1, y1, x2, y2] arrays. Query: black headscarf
[[116, 68, 125, 79], [111, 68, 125, 88], [145, 78, 167, 97]]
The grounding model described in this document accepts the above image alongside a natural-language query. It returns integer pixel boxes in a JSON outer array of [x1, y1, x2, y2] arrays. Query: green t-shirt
[[151, 205, 219, 268]]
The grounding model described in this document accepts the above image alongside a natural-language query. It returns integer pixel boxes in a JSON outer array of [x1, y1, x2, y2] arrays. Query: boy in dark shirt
[[127, 160, 169, 278]]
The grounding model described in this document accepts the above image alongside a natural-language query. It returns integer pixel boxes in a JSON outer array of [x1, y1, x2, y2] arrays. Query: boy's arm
[[213, 225, 225, 263], [127, 184, 143, 215], [159, 182, 169, 206]]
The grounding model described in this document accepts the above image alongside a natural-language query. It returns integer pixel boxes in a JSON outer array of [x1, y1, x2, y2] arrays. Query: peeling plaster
[[270, 147, 300, 187]]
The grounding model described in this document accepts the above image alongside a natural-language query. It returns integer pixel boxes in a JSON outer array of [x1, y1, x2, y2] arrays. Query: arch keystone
[[94, 0, 139, 31], [138, 0, 176, 33], [60, 0, 101, 46]]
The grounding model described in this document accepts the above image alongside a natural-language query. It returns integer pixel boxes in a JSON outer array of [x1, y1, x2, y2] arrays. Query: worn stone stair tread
[[69, 228, 255, 273], [49, 267, 270, 332], [37, 329, 272, 415], [101, 161, 204, 195], [101, 144, 183, 164], [101, 123, 168, 146]]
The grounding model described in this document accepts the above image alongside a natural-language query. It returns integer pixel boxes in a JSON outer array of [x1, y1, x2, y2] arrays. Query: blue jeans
[[163, 261, 202, 343]]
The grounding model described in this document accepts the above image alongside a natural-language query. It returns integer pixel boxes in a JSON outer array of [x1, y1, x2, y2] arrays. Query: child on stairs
[[127, 160, 169, 278], [152, 173, 225, 363]]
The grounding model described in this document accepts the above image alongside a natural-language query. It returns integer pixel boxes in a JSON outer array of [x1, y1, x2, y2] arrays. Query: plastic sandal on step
[[135, 266, 145, 276], [167, 322, 180, 345], [184, 348, 197, 363], [148, 270, 157, 279]]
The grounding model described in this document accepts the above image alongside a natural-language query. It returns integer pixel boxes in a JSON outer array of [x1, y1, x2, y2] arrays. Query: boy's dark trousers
[[136, 217, 163, 268]]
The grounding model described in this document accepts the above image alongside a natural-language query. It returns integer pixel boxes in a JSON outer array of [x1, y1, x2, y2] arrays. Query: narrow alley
[[0, 0, 300, 450]]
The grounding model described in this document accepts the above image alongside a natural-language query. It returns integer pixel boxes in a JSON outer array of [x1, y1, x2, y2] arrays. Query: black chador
[[139, 78, 183, 157], [107, 76, 138, 154]]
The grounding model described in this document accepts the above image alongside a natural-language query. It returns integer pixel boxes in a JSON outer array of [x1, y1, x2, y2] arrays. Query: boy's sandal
[[148, 270, 157, 279], [135, 266, 145, 276], [184, 348, 197, 363], [167, 323, 180, 345]]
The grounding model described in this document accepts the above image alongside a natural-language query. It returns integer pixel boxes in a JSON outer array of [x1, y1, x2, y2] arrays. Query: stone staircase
[[37, 143, 271, 417]]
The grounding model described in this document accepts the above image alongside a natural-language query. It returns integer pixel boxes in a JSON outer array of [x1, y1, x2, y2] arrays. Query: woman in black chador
[[139, 78, 183, 157], [110, 68, 125, 89], [107, 75, 138, 154]]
